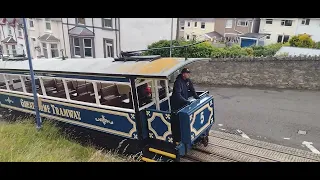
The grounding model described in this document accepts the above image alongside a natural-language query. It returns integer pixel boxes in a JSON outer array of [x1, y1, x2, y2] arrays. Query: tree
[[288, 34, 316, 48], [315, 42, 320, 49]]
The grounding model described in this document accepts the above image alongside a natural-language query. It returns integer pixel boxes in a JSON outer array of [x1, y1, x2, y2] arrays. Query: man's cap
[[181, 68, 191, 74]]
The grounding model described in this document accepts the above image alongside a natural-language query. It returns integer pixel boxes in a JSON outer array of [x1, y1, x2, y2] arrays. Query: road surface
[[195, 85, 320, 154]]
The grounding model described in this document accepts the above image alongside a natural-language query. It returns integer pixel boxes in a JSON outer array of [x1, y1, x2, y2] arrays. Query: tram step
[[140, 147, 177, 162], [148, 147, 176, 159]]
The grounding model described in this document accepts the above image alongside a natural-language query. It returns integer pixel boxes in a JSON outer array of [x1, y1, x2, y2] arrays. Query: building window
[[76, 18, 86, 25], [51, 44, 59, 58], [301, 19, 310, 25], [45, 18, 51, 31], [266, 35, 270, 39], [42, 43, 48, 58], [192, 35, 196, 41], [73, 38, 81, 56], [12, 45, 16, 55], [237, 20, 248, 26], [181, 26, 184, 30], [186, 34, 189, 40], [187, 22, 190, 27], [281, 20, 293, 26], [201, 22, 205, 29], [8, 27, 12, 35], [18, 28, 22, 37], [226, 19, 233, 28], [194, 22, 197, 27], [5, 45, 9, 55], [83, 38, 92, 57], [266, 19, 273, 24], [29, 19, 34, 28], [104, 39, 114, 58], [283, 35, 290, 43], [102, 18, 112, 28], [277, 35, 290, 43], [277, 35, 283, 43]]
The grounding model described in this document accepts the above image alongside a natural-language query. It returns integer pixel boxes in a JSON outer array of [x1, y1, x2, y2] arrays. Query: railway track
[[2, 108, 319, 162], [181, 130, 320, 162]]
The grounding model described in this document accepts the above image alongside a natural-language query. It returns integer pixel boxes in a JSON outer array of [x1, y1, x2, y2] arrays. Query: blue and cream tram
[[0, 55, 214, 162]]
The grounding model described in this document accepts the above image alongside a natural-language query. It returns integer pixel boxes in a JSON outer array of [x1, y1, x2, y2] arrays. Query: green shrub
[[315, 42, 320, 49], [289, 34, 316, 48], [144, 40, 284, 58]]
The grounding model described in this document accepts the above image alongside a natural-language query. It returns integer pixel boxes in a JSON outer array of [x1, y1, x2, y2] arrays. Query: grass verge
[[0, 119, 135, 162]]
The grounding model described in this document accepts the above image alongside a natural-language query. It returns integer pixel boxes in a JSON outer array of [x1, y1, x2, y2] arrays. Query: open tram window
[[5, 74, 24, 92], [157, 79, 171, 101], [42, 77, 67, 99], [136, 79, 154, 109], [22, 76, 42, 95], [98, 81, 133, 109], [68, 80, 96, 103], [0, 74, 7, 90]]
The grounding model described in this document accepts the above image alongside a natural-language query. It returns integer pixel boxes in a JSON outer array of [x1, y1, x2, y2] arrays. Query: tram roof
[[0, 57, 207, 78]]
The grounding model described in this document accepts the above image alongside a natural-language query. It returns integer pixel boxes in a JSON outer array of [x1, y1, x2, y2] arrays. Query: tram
[[0, 54, 215, 162]]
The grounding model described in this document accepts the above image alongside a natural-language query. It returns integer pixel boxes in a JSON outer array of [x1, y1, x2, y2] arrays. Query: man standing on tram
[[171, 67, 200, 111]]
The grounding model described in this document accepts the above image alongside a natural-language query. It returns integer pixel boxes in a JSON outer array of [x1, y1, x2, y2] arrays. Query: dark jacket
[[171, 74, 199, 111]]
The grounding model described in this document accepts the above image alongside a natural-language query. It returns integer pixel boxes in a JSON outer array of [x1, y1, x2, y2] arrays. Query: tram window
[[98, 82, 133, 109], [0, 75, 7, 90], [69, 80, 96, 103], [42, 77, 66, 99], [157, 80, 170, 100], [23, 76, 42, 95], [6, 75, 23, 92], [136, 79, 154, 108]]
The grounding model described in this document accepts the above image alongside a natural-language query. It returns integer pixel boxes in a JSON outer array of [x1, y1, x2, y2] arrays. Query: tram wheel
[[202, 136, 209, 147]]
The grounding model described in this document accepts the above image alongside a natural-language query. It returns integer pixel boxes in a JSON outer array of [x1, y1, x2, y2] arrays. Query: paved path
[[195, 85, 320, 154]]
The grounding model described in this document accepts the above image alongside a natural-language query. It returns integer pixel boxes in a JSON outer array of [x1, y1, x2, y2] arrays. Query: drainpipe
[[250, 19, 254, 33], [294, 18, 299, 35]]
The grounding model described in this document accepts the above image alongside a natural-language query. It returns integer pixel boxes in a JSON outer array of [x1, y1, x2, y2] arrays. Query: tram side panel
[[177, 94, 215, 150], [0, 92, 139, 140]]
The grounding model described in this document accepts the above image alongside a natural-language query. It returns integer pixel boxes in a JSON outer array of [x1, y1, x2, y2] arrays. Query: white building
[[259, 18, 299, 45], [295, 18, 320, 42], [0, 18, 26, 58], [119, 18, 177, 51], [1, 18, 181, 59], [178, 18, 215, 41], [25, 18, 65, 59], [61, 18, 120, 59]]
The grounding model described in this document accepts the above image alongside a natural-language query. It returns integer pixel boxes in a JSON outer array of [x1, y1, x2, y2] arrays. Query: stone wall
[[188, 56, 320, 90]]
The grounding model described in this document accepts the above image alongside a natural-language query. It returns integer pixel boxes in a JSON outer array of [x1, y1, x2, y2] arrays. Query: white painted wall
[[259, 18, 298, 45], [0, 23, 26, 57], [119, 18, 177, 51], [183, 20, 215, 41], [296, 19, 320, 42], [92, 18, 118, 58], [62, 18, 118, 58], [27, 18, 65, 59]]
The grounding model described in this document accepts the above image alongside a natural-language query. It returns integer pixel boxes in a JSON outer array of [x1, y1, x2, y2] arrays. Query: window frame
[[225, 19, 233, 28], [83, 38, 93, 58], [11, 45, 16, 56], [29, 18, 34, 29], [281, 20, 293, 26], [76, 18, 86, 26], [50, 43, 59, 58], [201, 22, 205, 29], [8, 26, 12, 36], [301, 18, 310, 25], [102, 18, 112, 28], [44, 18, 51, 31], [266, 19, 273, 24], [18, 28, 23, 37], [237, 20, 248, 27], [73, 37, 81, 57]]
